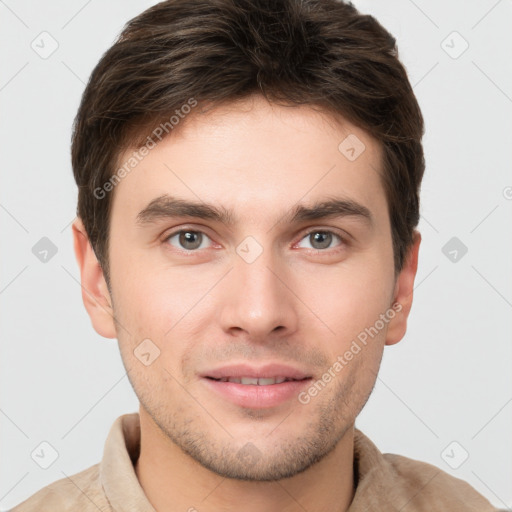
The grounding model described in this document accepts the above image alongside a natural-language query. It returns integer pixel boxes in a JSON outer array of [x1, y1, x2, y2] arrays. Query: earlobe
[[385, 230, 421, 346], [72, 217, 117, 339]]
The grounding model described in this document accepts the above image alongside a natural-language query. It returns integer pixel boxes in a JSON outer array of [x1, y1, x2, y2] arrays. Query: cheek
[[111, 251, 191, 331], [111, 260, 215, 374], [295, 259, 394, 337]]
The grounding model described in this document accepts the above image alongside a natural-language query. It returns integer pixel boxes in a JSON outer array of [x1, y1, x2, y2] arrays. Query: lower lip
[[202, 377, 312, 409]]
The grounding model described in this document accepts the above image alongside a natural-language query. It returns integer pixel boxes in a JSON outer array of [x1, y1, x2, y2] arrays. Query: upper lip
[[201, 363, 312, 380]]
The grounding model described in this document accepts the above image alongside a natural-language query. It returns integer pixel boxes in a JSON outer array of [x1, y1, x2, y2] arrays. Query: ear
[[385, 230, 421, 346], [72, 217, 117, 339]]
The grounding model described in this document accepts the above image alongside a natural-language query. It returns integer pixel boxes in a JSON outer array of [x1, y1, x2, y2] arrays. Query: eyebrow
[[136, 194, 374, 228]]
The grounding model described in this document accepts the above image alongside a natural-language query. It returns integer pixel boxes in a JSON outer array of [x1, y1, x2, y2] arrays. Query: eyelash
[[162, 227, 348, 254]]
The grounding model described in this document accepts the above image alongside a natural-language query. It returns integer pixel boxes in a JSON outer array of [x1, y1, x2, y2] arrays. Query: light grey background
[[1, 0, 511, 509]]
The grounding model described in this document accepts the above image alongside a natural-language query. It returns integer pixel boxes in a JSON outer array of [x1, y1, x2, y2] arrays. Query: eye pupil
[[179, 231, 202, 250], [311, 231, 332, 250]]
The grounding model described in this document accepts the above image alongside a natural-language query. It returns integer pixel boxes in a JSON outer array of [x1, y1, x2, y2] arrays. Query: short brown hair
[[71, 0, 425, 288]]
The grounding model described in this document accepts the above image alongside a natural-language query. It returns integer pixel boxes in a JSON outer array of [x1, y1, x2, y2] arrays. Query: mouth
[[200, 363, 313, 409], [205, 376, 311, 385]]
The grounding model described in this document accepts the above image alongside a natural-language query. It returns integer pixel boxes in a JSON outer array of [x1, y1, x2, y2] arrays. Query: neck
[[134, 406, 356, 512]]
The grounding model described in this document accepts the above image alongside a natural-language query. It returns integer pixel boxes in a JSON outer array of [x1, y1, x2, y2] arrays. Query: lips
[[201, 363, 312, 382], [199, 363, 314, 408], [208, 376, 302, 385]]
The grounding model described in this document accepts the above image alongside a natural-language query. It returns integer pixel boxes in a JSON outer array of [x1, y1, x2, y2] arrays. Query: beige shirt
[[11, 412, 499, 512]]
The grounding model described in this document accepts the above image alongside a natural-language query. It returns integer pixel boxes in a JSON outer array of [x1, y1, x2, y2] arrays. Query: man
[[12, 0, 499, 510]]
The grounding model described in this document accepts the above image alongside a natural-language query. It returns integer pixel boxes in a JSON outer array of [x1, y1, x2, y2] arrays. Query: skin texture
[[72, 94, 421, 512]]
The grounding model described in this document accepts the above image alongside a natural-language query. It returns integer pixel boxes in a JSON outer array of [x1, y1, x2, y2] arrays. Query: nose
[[217, 244, 299, 342]]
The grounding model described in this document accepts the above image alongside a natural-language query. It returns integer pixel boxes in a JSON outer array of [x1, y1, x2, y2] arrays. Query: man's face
[[82, 94, 415, 480]]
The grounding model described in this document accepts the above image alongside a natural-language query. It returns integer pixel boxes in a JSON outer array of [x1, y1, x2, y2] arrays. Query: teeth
[[222, 376, 291, 385], [258, 377, 278, 385], [240, 377, 258, 385]]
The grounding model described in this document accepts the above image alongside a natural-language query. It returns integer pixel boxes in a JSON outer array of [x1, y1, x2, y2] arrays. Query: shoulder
[[10, 463, 112, 512], [382, 452, 499, 511]]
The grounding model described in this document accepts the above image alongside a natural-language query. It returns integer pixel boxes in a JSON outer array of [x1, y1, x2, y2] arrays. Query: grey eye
[[166, 230, 211, 251], [297, 231, 342, 251]]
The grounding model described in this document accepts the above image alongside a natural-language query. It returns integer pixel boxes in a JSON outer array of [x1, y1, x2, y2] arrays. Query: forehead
[[110, 95, 386, 229]]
